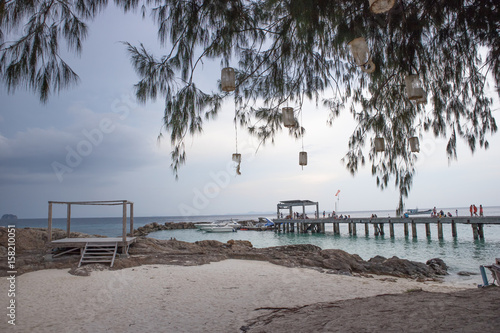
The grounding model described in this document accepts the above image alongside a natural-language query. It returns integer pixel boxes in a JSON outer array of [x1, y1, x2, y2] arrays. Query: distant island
[[1, 214, 18, 220]]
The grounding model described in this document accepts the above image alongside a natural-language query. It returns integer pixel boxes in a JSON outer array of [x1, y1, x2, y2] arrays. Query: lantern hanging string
[[234, 105, 238, 154]]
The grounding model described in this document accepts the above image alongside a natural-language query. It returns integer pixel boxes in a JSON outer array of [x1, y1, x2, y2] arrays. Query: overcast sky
[[1, 6, 499, 218]]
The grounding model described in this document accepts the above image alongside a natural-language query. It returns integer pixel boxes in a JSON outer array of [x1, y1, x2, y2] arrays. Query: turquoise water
[[149, 223, 500, 284], [4, 207, 500, 284]]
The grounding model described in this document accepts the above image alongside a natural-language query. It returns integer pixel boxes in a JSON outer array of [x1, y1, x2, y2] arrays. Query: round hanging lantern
[[232, 153, 241, 163], [374, 137, 385, 152], [361, 59, 376, 74], [221, 67, 235, 92], [369, 0, 396, 14], [348, 37, 370, 67], [282, 107, 295, 128], [299, 151, 308, 166], [405, 75, 425, 100], [409, 137, 420, 153]]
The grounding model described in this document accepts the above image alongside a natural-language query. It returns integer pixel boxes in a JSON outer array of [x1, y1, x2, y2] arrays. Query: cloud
[[0, 106, 164, 186]]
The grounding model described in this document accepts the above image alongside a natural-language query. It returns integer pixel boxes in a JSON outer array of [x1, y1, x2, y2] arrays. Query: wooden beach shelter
[[47, 200, 136, 256]]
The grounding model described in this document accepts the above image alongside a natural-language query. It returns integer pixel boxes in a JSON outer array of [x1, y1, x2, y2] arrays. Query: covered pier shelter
[[48, 200, 136, 256], [275, 200, 323, 232]]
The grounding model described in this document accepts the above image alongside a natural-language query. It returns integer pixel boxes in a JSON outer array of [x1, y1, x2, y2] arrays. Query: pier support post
[[411, 221, 417, 238], [389, 222, 394, 238], [437, 222, 443, 240], [471, 223, 484, 240], [352, 222, 357, 236], [472, 223, 478, 239], [451, 221, 457, 238], [348, 223, 352, 235], [478, 224, 484, 239], [334, 223, 340, 235], [404, 223, 409, 237], [425, 223, 431, 237], [365, 223, 369, 236], [374, 223, 384, 236]]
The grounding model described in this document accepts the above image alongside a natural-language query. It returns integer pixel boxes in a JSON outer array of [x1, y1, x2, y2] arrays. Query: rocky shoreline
[[1, 226, 448, 279]]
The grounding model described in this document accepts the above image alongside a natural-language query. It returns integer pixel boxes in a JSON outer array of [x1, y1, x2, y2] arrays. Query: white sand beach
[[1, 259, 473, 332]]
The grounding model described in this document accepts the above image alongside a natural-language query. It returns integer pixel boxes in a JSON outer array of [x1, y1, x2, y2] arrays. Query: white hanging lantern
[[405, 75, 425, 100], [416, 91, 427, 105], [348, 37, 370, 67], [369, 0, 396, 14], [299, 151, 308, 166], [221, 67, 235, 92], [282, 107, 295, 128], [232, 153, 241, 163], [374, 137, 385, 152], [409, 137, 420, 153]]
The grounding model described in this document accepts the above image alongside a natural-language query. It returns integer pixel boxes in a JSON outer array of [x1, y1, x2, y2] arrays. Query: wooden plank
[[130, 202, 134, 236], [438, 222, 443, 239], [66, 203, 71, 238], [48, 202, 53, 242], [122, 202, 127, 254]]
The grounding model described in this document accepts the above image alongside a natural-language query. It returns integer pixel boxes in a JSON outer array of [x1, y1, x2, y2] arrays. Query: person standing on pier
[[470, 205, 473, 217], [473, 205, 478, 216], [480, 205, 484, 217]]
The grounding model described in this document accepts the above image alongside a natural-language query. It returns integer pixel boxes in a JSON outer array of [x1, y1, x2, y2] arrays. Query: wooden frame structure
[[277, 200, 319, 219], [48, 200, 135, 254]]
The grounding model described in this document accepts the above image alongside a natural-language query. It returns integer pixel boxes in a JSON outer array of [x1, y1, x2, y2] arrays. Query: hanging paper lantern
[[409, 137, 420, 153], [405, 75, 425, 100], [221, 67, 235, 92], [282, 107, 295, 128], [361, 59, 376, 74], [348, 37, 370, 67], [369, 0, 396, 14], [374, 137, 385, 152], [232, 153, 241, 163], [416, 91, 427, 105], [299, 151, 308, 166]]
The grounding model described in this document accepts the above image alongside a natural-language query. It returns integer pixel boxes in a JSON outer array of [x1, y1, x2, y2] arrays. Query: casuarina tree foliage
[[1, 0, 498, 214]]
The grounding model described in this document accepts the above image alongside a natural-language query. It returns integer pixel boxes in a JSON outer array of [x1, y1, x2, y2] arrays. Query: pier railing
[[272, 216, 500, 240]]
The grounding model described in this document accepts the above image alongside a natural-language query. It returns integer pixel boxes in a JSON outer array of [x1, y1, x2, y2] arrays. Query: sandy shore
[[0, 259, 480, 332]]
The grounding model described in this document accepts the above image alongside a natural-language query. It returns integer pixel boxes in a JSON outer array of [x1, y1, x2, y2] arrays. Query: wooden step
[[78, 242, 118, 268]]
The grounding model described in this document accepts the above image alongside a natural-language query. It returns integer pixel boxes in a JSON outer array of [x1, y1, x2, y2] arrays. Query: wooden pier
[[272, 216, 500, 240]]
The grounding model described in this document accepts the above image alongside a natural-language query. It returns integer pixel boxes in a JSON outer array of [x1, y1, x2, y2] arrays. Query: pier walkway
[[272, 216, 500, 240]]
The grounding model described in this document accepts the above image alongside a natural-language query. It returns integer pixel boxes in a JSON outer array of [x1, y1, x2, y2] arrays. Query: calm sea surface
[[3, 206, 500, 285]]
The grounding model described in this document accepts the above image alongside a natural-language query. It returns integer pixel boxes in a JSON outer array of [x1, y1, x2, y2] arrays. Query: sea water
[[3, 206, 500, 285]]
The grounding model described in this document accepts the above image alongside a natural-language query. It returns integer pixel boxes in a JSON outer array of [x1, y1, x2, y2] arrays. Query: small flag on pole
[[335, 190, 340, 196]]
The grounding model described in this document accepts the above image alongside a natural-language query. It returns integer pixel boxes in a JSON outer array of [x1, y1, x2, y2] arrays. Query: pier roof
[[278, 200, 318, 208]]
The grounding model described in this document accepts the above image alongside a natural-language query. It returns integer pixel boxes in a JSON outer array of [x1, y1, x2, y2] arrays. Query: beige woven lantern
[[369, 0, 396, 14], [374, 137, 385, 152], [299, 151, 308, 166], [221, 67, 235, 92], [361, 59, 376, 74], [348, 37, 370, 67], [282, 107, 295, 128], [409, 137, 420, 153], [405, 75, 425, 100]]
